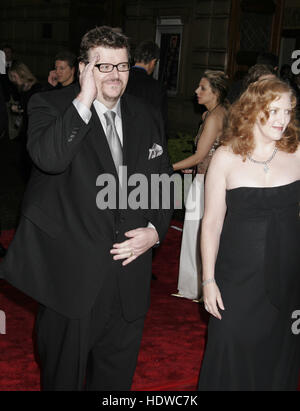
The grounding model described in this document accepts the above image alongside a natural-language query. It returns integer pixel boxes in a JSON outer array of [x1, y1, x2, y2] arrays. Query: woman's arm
[[173, 113, 222, 171], [200, 146, 228, 319]]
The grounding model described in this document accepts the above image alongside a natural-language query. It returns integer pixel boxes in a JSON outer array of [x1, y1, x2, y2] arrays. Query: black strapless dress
[[198, 181, 300, 391]]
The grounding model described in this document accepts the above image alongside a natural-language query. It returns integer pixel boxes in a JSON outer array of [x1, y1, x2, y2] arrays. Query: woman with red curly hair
[[198, 77, 300, 391]]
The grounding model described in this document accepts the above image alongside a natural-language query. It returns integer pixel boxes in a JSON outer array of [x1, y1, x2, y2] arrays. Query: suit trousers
[[35, 268, 145, 391]]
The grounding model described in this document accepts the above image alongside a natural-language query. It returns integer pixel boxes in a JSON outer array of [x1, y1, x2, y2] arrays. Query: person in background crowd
[[228, 63, 276, 104], [293, 72, 300, 120], [280, 64, 294, 84], [8, 61, 43, 181], [243, 64, 276, 90], [256, 52, 279, 73], [171, 70, 229, 302], [228, 53, 279, 104], [47, 50, 77, 89], [125, 40, 168, 134], [280, 64, 300, 121]]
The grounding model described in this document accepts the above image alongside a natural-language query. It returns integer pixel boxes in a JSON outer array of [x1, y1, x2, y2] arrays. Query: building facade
[[0, 0, 299, 136]]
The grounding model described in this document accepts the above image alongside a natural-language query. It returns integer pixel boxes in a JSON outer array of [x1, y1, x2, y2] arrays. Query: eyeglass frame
[[92, 62, 130, 73]]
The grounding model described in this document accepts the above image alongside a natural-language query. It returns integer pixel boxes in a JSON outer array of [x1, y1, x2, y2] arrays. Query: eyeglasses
[[94, 62, 130, 73]]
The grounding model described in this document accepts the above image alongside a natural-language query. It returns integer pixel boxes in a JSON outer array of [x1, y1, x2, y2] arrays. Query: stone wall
[[0, 0, 71, 80], [0, 0, 232, 137], [0, 0, 112, 81]]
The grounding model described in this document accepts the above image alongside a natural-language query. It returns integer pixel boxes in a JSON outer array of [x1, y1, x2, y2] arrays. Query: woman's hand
[[203, 282, 225, 320]]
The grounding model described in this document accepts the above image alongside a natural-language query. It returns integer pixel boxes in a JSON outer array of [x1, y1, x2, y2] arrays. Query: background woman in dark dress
[[199, 77, 300, 391]]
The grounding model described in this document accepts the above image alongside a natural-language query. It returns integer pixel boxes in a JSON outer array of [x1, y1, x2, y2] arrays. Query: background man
[[1, 26, 173, 390], [126, 40, 168, 134], [47, 50, 77, 88]]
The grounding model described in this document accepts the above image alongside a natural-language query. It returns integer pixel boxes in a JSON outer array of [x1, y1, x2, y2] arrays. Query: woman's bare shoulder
[[208, 105, 227, 119], [213, 144, 234, 158], [204, 108, 227, 131], [209, 145, 236, 171]]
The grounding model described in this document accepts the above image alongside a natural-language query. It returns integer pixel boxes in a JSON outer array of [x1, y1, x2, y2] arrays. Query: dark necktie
[[104, 110, 123, 174]]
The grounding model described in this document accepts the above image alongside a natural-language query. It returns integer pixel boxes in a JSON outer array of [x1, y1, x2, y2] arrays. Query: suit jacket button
[[115, 230, 119, 235]]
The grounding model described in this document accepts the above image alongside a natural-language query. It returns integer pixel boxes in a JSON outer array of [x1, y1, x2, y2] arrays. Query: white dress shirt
[[73, 98, 123, 144]]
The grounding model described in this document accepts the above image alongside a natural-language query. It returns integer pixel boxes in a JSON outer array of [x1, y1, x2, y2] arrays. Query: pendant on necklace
[[264, 164, 269, 173]]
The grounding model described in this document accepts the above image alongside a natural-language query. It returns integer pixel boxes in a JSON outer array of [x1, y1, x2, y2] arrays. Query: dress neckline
[[226, 180, 300, 192]]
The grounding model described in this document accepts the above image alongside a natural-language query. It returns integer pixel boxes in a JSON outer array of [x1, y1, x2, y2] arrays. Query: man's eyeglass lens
[[94, 63, 130, 72]]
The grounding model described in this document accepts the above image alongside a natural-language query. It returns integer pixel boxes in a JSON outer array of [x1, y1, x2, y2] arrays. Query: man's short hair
[[54, 51, 77, 68], [133, 41, 160, 64], [79, 26, 130, 63], [243, 64, 276, 89]]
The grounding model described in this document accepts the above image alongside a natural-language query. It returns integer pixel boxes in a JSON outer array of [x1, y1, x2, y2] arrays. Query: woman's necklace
[[202, 103, 220, 123], [247, 147, 278, 173], [208, 103, 220, 114]]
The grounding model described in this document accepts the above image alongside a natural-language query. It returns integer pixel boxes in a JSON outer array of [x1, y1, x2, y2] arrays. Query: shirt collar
[[133, 65, 147, 73], [93, 98, 121, 119]]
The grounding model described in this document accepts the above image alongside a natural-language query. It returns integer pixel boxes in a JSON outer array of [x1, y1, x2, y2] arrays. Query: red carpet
[[0, 225, 299, 391]]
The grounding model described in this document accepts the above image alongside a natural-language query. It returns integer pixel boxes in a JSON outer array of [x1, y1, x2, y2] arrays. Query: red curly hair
[[222, 77, 299, 159]]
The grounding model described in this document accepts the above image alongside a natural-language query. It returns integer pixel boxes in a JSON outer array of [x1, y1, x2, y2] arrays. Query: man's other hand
[[110, 227, 159, 266], [48, 70, 58, 87]]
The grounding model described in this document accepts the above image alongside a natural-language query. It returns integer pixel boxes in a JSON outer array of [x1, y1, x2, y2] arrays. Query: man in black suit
[[1, 26, 173, 390], [126, 40, 168, 133]]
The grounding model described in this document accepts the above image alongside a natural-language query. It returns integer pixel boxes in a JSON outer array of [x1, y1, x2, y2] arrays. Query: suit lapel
[[90, 104, 118, 180], [121, 96, 141, 177], [87, 95, 142, 181], [89, 105, 119, 225], [70, 84, 117, 177]]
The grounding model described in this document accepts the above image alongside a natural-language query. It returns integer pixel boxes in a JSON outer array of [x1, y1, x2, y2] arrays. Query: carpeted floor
[[132, 222, 209, 391], [0, 225, 299, 391], [0, 224, 208, 391]]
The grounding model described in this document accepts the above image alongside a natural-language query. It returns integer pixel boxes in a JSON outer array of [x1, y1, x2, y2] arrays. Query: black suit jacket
[[1, 84, 173, 320], [125, 67, 168, 132]]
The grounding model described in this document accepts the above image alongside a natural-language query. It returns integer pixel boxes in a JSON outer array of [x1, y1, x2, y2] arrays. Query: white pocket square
[[148, 143, 163, 160]]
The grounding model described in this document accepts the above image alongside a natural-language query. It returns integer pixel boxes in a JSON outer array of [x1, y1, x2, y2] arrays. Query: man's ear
[[148, 59, 157, 75]]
